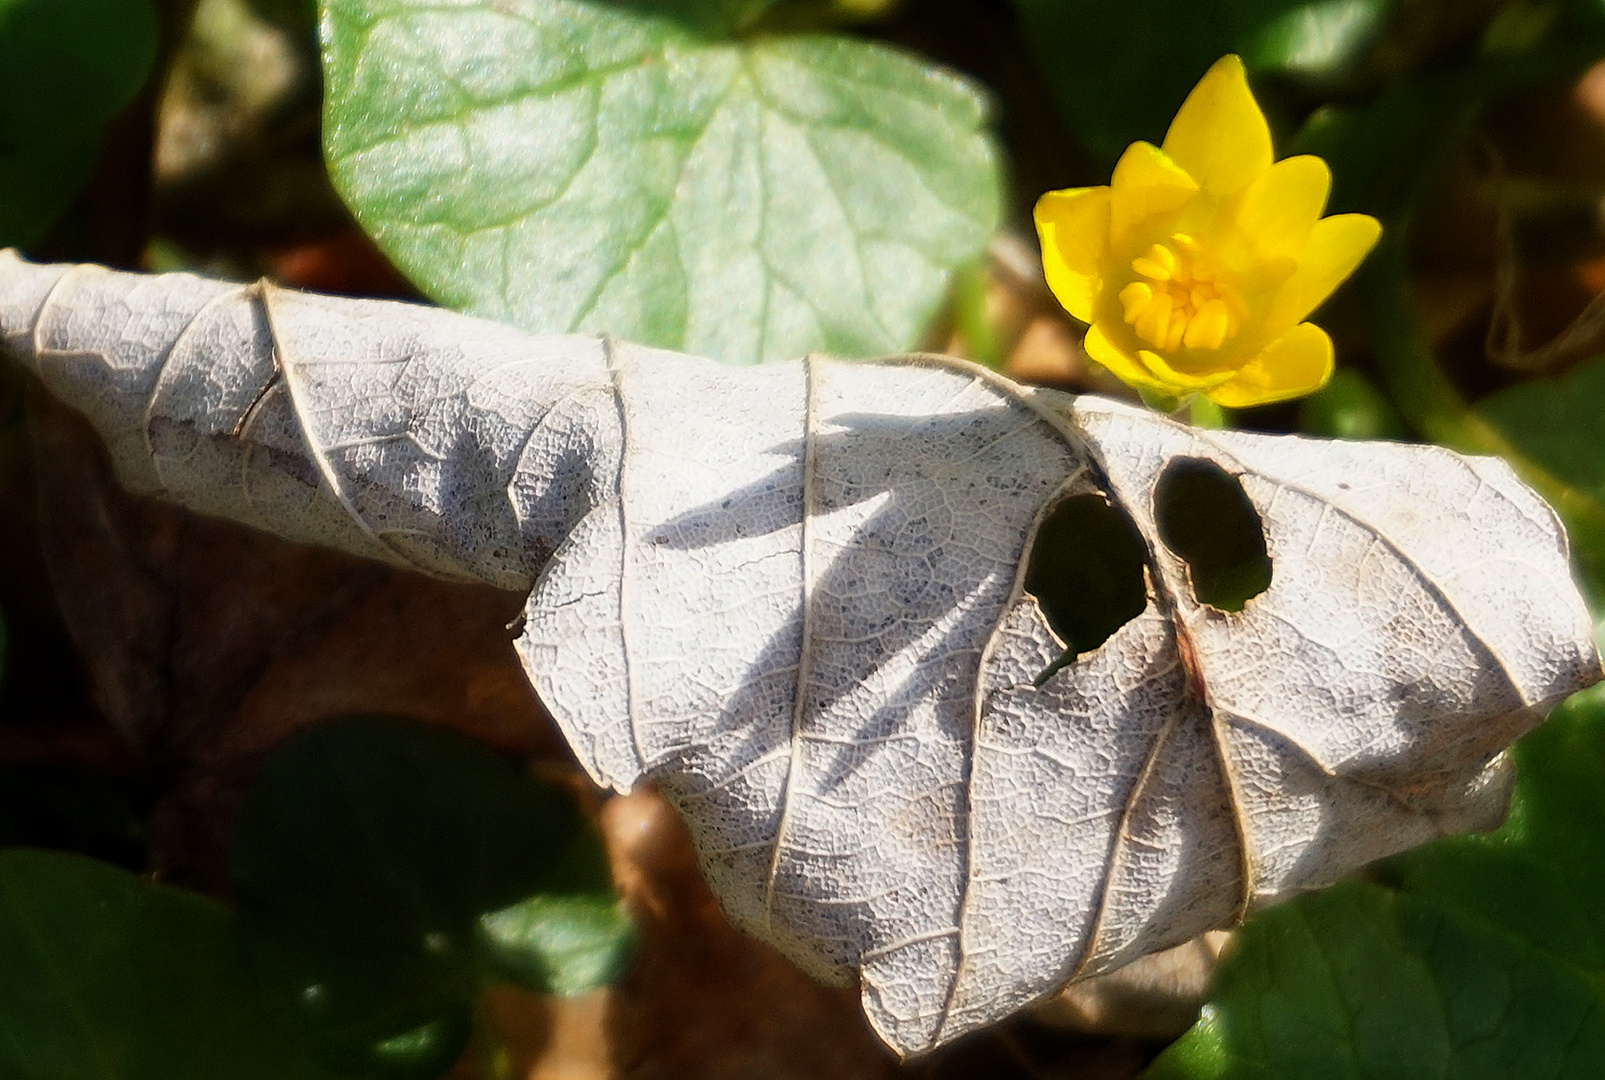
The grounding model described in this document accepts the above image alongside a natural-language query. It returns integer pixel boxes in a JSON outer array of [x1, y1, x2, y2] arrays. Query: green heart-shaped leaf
[[321, 0, 1001, 364]]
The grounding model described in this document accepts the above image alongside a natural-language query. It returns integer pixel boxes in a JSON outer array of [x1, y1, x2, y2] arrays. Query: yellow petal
[[1109, 142, 1198, 251], [1035, 186, 1112, 323], [1266, 213, 1383, 329], [1161, 55, 1272, 198], [1206, 322, 1334, 407], [1084, 320, 1174, 395], [1220, 155, 1331, 267], [1135, 347, 1237, 391]]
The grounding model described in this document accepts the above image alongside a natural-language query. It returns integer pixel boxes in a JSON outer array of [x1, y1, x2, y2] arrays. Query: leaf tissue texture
[[1, 251, 1598, 1056], [320, 0, 1001, 366]]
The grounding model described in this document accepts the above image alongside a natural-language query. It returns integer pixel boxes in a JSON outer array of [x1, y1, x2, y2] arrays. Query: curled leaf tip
[[1033, 54, 1380, 409]]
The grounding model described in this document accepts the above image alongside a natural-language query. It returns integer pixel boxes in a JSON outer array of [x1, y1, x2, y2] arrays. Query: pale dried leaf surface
[[19, 390, 904, 1080], [1, 250, 1596, 1056]]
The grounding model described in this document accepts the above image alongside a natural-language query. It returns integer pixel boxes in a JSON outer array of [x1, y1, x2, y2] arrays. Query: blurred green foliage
[[231, 718, 632, 1079], [0, 0, 157, 247], [1478, 354, 1605, 530], [0, 720, 627, 1080], [0, 849, 337, 1080], [1013, 0, 1392, 163], [1297, 367, 1406, 439]]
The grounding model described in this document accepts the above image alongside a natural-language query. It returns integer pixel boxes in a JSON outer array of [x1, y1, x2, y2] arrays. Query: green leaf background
[[0, 718, 630, 1080], [0, 0, 157, 247], [1478, 354, 1605, 537], [230, 718, 632, 1077], [1147, 685, 1605, 1079], [320, 0, 1001, 365], [1011, 0, 1392, 162], [0, 849, 334, 1080]]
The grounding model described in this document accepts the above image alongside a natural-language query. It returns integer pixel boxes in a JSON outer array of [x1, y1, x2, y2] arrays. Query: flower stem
[[1137, 387, 1184, 414], [951, 258, 1004, 370], [1187, 396, 1229, 429]]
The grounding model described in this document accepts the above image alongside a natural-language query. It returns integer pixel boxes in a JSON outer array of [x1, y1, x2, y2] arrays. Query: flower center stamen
[[1117, 234, 1245, 353]]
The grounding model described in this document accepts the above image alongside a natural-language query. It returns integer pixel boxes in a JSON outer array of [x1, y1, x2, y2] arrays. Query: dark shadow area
[[230, 716, 628, 1079], [1024, 492, 1149, 685], [1153, 458, 1272, 613]]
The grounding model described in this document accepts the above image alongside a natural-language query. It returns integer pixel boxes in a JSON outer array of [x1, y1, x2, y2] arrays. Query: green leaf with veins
[[320, 0, 1001, 365], [1145, 684, 1605, 1080]]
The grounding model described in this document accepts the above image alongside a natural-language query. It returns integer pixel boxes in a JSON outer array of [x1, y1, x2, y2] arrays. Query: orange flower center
[[1117, 234, 1246, 353]]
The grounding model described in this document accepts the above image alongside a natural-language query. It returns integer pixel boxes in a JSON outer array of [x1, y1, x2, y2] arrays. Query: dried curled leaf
[[1, 251, 1597, 1056]]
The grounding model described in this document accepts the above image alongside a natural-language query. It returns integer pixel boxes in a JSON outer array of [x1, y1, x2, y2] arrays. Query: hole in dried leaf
[[1154, 458, 1271, 612], [1025, 492, 1148, 684]]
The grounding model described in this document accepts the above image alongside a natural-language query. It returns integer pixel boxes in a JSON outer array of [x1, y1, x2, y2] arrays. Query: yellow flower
[[1033, 55, 1381, 408]]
